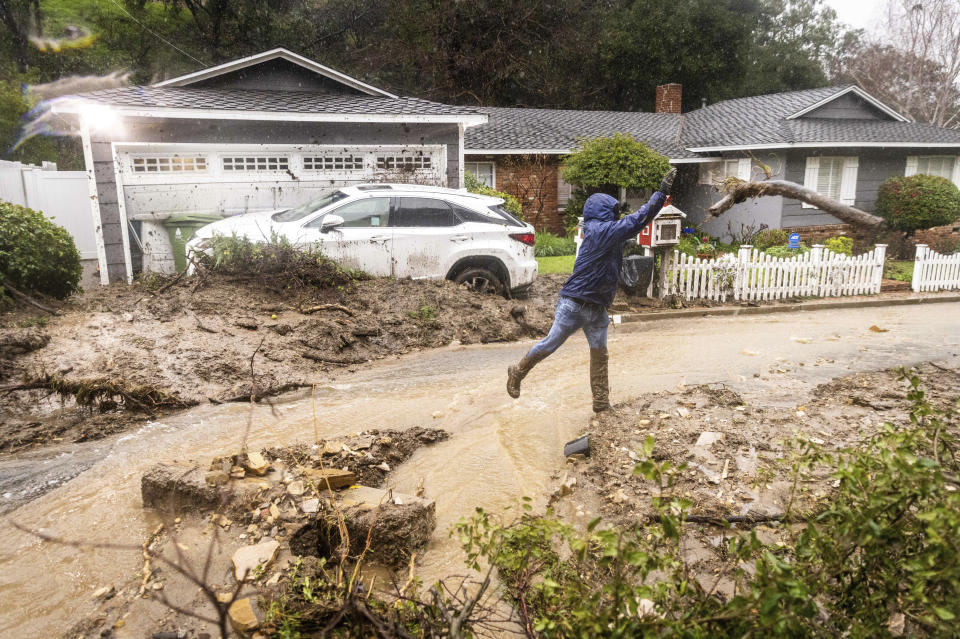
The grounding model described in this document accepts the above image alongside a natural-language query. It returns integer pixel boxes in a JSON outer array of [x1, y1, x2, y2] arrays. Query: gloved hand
[[659, 167, 677, 195]]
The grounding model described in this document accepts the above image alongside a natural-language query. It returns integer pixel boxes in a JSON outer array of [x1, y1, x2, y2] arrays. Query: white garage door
[[115, 143, 447, 220]]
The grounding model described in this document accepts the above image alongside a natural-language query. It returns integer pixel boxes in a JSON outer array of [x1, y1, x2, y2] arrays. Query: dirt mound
[[0, 274, 563, 452]]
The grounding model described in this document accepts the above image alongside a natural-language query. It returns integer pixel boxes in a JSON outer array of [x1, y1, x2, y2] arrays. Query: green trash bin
[[163, 213, 223, 272]]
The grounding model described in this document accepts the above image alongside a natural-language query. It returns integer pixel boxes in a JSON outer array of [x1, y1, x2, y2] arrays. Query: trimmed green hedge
[[0, 200, 82, 299], [876, 174, 960, 233]]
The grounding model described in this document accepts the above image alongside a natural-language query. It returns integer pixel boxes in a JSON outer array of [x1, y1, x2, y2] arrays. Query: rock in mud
[[228, 597, 263, 633], [302, 468, 356, 490], [141, 463, 260, 514], [232, 539, 279, 581], [243, 451, 269, 476]]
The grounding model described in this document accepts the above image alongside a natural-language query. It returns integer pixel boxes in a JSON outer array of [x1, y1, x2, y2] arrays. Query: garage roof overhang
[[463, 148, 719, 163], [51, 102, 488, 126]]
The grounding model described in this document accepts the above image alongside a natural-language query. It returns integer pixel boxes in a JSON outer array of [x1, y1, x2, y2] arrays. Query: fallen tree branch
[[300, 350, 368, 365], [1, 278, 60, 315], [708, 179, 886, 230], [212, 382, 313, 404], [300, 303, 354, 316], [0, 374, 194, 414]]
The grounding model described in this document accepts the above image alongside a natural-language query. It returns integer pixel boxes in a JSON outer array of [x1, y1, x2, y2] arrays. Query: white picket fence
[[665, 244, 888, 302], [912, 244, 960, 292]]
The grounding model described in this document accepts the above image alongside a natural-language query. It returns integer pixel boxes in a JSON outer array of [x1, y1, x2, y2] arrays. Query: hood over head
[[583, 193, 618, 222]]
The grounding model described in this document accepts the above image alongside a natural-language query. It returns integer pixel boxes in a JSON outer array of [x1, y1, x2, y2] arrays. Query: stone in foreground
[[232, 539, 279, 581], [302, 468, 356, 490], [228, 597, 262, 633]]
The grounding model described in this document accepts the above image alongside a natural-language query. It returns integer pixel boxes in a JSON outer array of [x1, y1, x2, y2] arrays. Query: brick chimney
[[655, 83, 682, 114]]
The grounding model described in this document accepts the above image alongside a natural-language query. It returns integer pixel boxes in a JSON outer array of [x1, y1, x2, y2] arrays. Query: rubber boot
[[507, 352, 546, 398], [590, 347, 611, 413]]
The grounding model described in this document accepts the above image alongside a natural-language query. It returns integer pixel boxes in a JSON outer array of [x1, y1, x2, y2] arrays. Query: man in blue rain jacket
[[506, 168, 677, 412]]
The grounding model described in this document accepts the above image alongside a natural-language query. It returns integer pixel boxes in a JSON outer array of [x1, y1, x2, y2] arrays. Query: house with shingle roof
[[465, 84, 960, 246], [54, 49, 960, 283]]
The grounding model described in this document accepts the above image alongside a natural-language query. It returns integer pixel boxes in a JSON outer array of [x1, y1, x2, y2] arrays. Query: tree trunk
[[708, 179, 886, 230]]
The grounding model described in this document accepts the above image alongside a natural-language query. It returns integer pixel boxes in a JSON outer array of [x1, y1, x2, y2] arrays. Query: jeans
[[526, 296, 609, 360]]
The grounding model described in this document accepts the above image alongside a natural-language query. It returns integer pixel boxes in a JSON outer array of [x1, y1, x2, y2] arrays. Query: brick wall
[[494, 155, 565, 235], [655, 84, 683, 114]]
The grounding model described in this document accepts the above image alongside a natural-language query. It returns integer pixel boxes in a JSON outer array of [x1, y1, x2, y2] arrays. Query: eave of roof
[[153, 47, 397, 98]]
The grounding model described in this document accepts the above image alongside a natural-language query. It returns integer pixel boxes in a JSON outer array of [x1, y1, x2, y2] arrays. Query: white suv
[[186, 184, 538, 295]]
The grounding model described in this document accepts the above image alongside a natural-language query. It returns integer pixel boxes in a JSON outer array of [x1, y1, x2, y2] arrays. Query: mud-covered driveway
[[1, 303, 959, 637]]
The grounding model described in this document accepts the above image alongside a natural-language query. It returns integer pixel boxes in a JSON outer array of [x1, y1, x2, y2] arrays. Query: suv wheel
[[454, 267, 505, 295]]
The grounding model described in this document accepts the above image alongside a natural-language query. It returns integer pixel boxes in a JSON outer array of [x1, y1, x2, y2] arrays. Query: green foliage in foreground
[[885, 260, 915, 283], [458, 371, 960, 638], [536, 255, 575, 274], [195, 233, 365, 291], [0, 199, 81, 300], [534, 232, 576, 257], [464, 171, 523, 220]]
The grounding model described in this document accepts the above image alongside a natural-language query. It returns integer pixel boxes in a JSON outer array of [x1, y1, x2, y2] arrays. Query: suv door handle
[[449, 234, 470, 242]]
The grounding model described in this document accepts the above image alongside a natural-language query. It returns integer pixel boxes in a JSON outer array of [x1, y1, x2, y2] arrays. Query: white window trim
[[802, 156, 858, 208], [905, 154, 960, 185], [464, 161, 496, 188], [699, 158, 750, 185]]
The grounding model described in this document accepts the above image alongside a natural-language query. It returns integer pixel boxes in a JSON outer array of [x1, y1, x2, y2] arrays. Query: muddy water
[[2, 303, 959, 635]]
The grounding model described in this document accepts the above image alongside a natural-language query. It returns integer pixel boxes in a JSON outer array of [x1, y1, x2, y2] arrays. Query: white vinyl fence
[[0, 160, 97, 262], [912, 244, 960, 292], [665, 244, 888, 302]]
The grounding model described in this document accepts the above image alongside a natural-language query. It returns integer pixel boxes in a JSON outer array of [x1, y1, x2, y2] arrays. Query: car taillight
[[509, 233, 535, 246]]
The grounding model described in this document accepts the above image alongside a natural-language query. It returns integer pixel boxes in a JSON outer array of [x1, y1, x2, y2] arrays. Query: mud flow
[[0, 302, 957, 636]]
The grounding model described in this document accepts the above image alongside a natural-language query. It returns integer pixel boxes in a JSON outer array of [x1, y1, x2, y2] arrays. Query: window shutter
[[905, 156, 918, 177], [952, 157, 960, 186], [839, 156, 859, 205], [737, 158, 752, 180], [802, 157, 819, 209]]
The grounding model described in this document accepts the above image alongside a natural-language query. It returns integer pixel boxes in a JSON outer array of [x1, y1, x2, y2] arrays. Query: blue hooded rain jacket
[[558, 191, 667, 307]]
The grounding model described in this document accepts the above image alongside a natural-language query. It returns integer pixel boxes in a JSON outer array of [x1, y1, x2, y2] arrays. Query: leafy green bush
[[876, 174, 960, 233], [459, 372, 960, 638], [464, 171, 523, 220], [561, 133, 670, 192], [824, 235, 853, 255], [0, 200, 82, 299], [195, 233, 363, 291], [764, 243, 810, 258], [534, 232, 576, 257], [752, 228, 788, 250], [561, 187, 591, 235]]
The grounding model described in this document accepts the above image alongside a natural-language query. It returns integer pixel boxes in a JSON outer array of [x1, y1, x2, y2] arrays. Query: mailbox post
[[637, 202, 686, 297]]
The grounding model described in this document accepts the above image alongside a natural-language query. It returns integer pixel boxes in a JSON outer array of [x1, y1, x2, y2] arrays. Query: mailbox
[[637, 201, 686, 248]]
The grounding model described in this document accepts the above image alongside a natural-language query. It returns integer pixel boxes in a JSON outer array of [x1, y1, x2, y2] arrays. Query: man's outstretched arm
[[610, 168, 676, 240]]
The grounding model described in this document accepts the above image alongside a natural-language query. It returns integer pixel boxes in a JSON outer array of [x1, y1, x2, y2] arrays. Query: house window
[[303, 155, 364, 171], [802, 156, 859, 207], [906, 155, 959, 183], [465, 161, 495, 187], [131, 155, 207, 173], [376, 155, 432, 170], [699, 158, 749, 185], [222, 156, 289, 171]]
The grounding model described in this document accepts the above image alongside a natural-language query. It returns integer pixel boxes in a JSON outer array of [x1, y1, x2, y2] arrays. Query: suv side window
[[306, 197, 390, 228], [393, 197, 457, 227]]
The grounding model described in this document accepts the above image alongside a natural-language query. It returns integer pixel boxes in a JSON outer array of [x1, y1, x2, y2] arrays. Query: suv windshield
[[271, 189, 348, 222]]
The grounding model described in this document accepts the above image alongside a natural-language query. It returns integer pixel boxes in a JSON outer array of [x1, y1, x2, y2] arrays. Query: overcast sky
[[823, 0, 886, 32]]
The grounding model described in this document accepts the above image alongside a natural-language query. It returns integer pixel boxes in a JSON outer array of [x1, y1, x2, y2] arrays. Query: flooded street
[[1, 303, 959, 636]]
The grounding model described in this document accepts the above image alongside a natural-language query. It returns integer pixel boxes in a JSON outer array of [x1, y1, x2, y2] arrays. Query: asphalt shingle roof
[[68, 86, 484, 116], [464, 107, 696, 158]]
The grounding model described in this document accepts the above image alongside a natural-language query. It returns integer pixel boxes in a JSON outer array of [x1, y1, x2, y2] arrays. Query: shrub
[[561, 186, 591, 236], [534, 232, 576, 257], [195, 233, 363, 291], [764, 243, 810, 258], [561, 133, 670, 192], [752, 228, 788, 251], [464, 171, 523, 220], [876, 174, 960, 233], [824, 235, 853, 255], [0, 200, 82, 300]]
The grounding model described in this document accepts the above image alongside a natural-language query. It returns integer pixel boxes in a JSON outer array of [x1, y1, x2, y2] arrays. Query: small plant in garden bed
[[534, 232, 576, 257]]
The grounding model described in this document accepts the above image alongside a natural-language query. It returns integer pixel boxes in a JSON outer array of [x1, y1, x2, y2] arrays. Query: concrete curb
[[613, 293, 960, 324]]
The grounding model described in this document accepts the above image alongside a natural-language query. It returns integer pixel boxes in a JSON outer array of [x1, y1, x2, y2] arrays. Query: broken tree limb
[[300, 350, 368, 365], [213, 382, 314, 404], [300, 303, 354, 316], [1, 278, 60, 315], [708, 179, 886, 230]]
